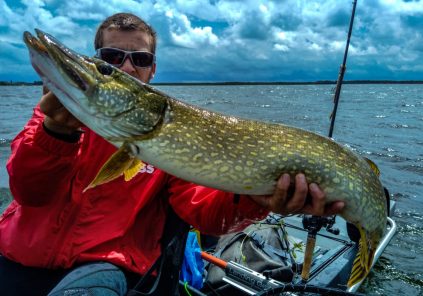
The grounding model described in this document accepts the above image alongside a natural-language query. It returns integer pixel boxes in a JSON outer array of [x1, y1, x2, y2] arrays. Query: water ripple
[[361, 257, 423, 295], [0, 188, 12, 214], [1, 84, 423, 296], [0, 138, 11, 147], [400, 164, 423, 176]]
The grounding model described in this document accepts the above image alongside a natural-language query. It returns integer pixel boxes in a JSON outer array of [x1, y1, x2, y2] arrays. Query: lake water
[[0, 84, 422, 295]]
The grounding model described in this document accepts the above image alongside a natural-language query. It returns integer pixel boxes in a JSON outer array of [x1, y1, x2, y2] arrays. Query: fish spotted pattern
[[23, 29, 387, 287]]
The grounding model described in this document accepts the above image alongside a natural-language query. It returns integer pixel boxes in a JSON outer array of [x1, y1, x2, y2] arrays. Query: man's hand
[[40, 91, 83, 134], [249, 173, 344, 216]]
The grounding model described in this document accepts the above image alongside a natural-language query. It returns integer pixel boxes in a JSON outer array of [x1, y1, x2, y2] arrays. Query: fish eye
[[97, 63, 114, 76]]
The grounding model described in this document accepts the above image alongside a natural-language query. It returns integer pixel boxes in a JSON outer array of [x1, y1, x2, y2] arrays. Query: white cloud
[[58, 0, 156, 21], [350, 45, 378, 56], [0, 1, 13, 27], [274, 43, 289, 52], [309, 42, 322, 51], [329, 41, 345, 52], [388, 63, 423, 72], [1, 0, 422, 82], [379, 0, 423, 13], [173, 0, 221, 21], [164, 10, 219, 48], [1, 0, 79, 43], [171, 25, 218, 48]]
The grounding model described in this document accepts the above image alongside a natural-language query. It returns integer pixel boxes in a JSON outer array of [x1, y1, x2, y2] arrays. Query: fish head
[[23, 29, 168, 141]]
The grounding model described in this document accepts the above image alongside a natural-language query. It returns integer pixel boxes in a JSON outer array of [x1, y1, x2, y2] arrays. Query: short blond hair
[[94, 13, 157, 53]]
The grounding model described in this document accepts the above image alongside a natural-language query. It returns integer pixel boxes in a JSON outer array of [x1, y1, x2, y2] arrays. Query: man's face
[[101, 29, 156, 83]]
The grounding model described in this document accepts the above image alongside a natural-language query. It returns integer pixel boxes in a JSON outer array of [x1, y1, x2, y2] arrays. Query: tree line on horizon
[[1, 80, 422, 86]]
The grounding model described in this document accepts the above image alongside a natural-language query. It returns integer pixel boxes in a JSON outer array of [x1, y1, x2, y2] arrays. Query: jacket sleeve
[[6, 105, 82, 206], [167, 176, 269, 236]]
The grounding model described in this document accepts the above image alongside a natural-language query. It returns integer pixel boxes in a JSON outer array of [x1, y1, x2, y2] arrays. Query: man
[[0, 13, 344, 296]]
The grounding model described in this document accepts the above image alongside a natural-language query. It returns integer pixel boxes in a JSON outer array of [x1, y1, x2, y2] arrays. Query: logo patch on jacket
[[139, 164, 155, 174]]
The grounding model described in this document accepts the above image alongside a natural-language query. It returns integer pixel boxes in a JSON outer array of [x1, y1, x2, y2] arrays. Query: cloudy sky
[[1, 0, 422, 83]]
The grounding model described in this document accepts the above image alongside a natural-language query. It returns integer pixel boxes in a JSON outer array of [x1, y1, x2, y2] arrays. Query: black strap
[[127, 206, 190, 296], [42, 122, 82, 143]]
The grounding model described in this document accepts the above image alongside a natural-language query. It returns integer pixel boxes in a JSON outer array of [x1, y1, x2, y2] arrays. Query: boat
[[174, 198, 397, 296]]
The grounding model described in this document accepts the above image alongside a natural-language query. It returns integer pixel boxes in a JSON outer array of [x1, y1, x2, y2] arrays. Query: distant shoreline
[[0, 81, 43, 86], [1, 80, 423, 86]]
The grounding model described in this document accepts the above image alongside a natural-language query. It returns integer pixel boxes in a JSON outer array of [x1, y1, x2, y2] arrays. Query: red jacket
[[0, 105, 268, 274]]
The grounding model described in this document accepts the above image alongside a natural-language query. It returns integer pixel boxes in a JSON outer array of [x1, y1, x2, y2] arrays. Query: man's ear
[[149, 63, 156, 81]]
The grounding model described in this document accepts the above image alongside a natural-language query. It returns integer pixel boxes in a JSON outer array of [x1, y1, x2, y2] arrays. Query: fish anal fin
[[364, 157, 380, 177], [84, 143, 141, 192], [347, 225, 377, 287], [124, 159, 145, 181]]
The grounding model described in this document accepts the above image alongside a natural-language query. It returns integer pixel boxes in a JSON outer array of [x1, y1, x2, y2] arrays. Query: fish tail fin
[[347, 225, 377, 287]]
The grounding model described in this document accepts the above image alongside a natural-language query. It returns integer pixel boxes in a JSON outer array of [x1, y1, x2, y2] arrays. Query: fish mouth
[[23, 29, 97, 93], [23, 28, 117, 129], [23, 29, 163, 140]]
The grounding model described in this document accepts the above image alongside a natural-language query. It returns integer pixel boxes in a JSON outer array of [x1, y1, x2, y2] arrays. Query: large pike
[[24, 29, 387, 287]]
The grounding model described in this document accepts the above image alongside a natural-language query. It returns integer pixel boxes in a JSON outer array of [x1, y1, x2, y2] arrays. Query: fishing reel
[[299, 215, 340, 283], [302, 215, 340, 236]]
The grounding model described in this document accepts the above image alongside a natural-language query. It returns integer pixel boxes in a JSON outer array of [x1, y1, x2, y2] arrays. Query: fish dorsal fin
[[365, 157, 380, 177], [83, 142, 144, 192], [347, 225, 377, 287]]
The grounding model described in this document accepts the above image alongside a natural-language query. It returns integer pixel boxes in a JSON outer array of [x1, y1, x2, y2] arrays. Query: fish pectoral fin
[[84, 143, 143, 192], [347, 226, 377, 287], [124, 159, 144, 181], [364, 157, 380, 177]]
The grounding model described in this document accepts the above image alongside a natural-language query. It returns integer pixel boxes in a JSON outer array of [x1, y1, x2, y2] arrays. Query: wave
[[0, 187, 12, 214], [400, 164, 423, 177], [0, 138, 11, 147], [363, 257, 423, 295]]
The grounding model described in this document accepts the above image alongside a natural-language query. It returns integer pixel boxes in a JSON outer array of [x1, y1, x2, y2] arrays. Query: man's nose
[[119, 56, 136, 73]]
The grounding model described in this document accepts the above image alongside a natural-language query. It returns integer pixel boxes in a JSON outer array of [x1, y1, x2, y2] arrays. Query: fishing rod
[[328, 0, 358, 138], [301, 0, 358, 284], [201, 251, 364, 296]]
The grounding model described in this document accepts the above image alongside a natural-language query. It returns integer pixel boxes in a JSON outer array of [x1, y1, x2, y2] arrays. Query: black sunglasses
[[96, 47, 156, 68]]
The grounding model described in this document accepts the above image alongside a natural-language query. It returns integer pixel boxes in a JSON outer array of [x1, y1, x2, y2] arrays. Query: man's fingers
[[40, 91, 63, 115], [270, 174, 290, 211], [249, 173, 345, 217], [302, 187, 345, 216], [324, 201, 345, 216], [40, 91, 83, 131], [284, 174, 308, 213], [275, 174, 290, 196], [49, 106, 73, 123], [307, 183, 326, 216]]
